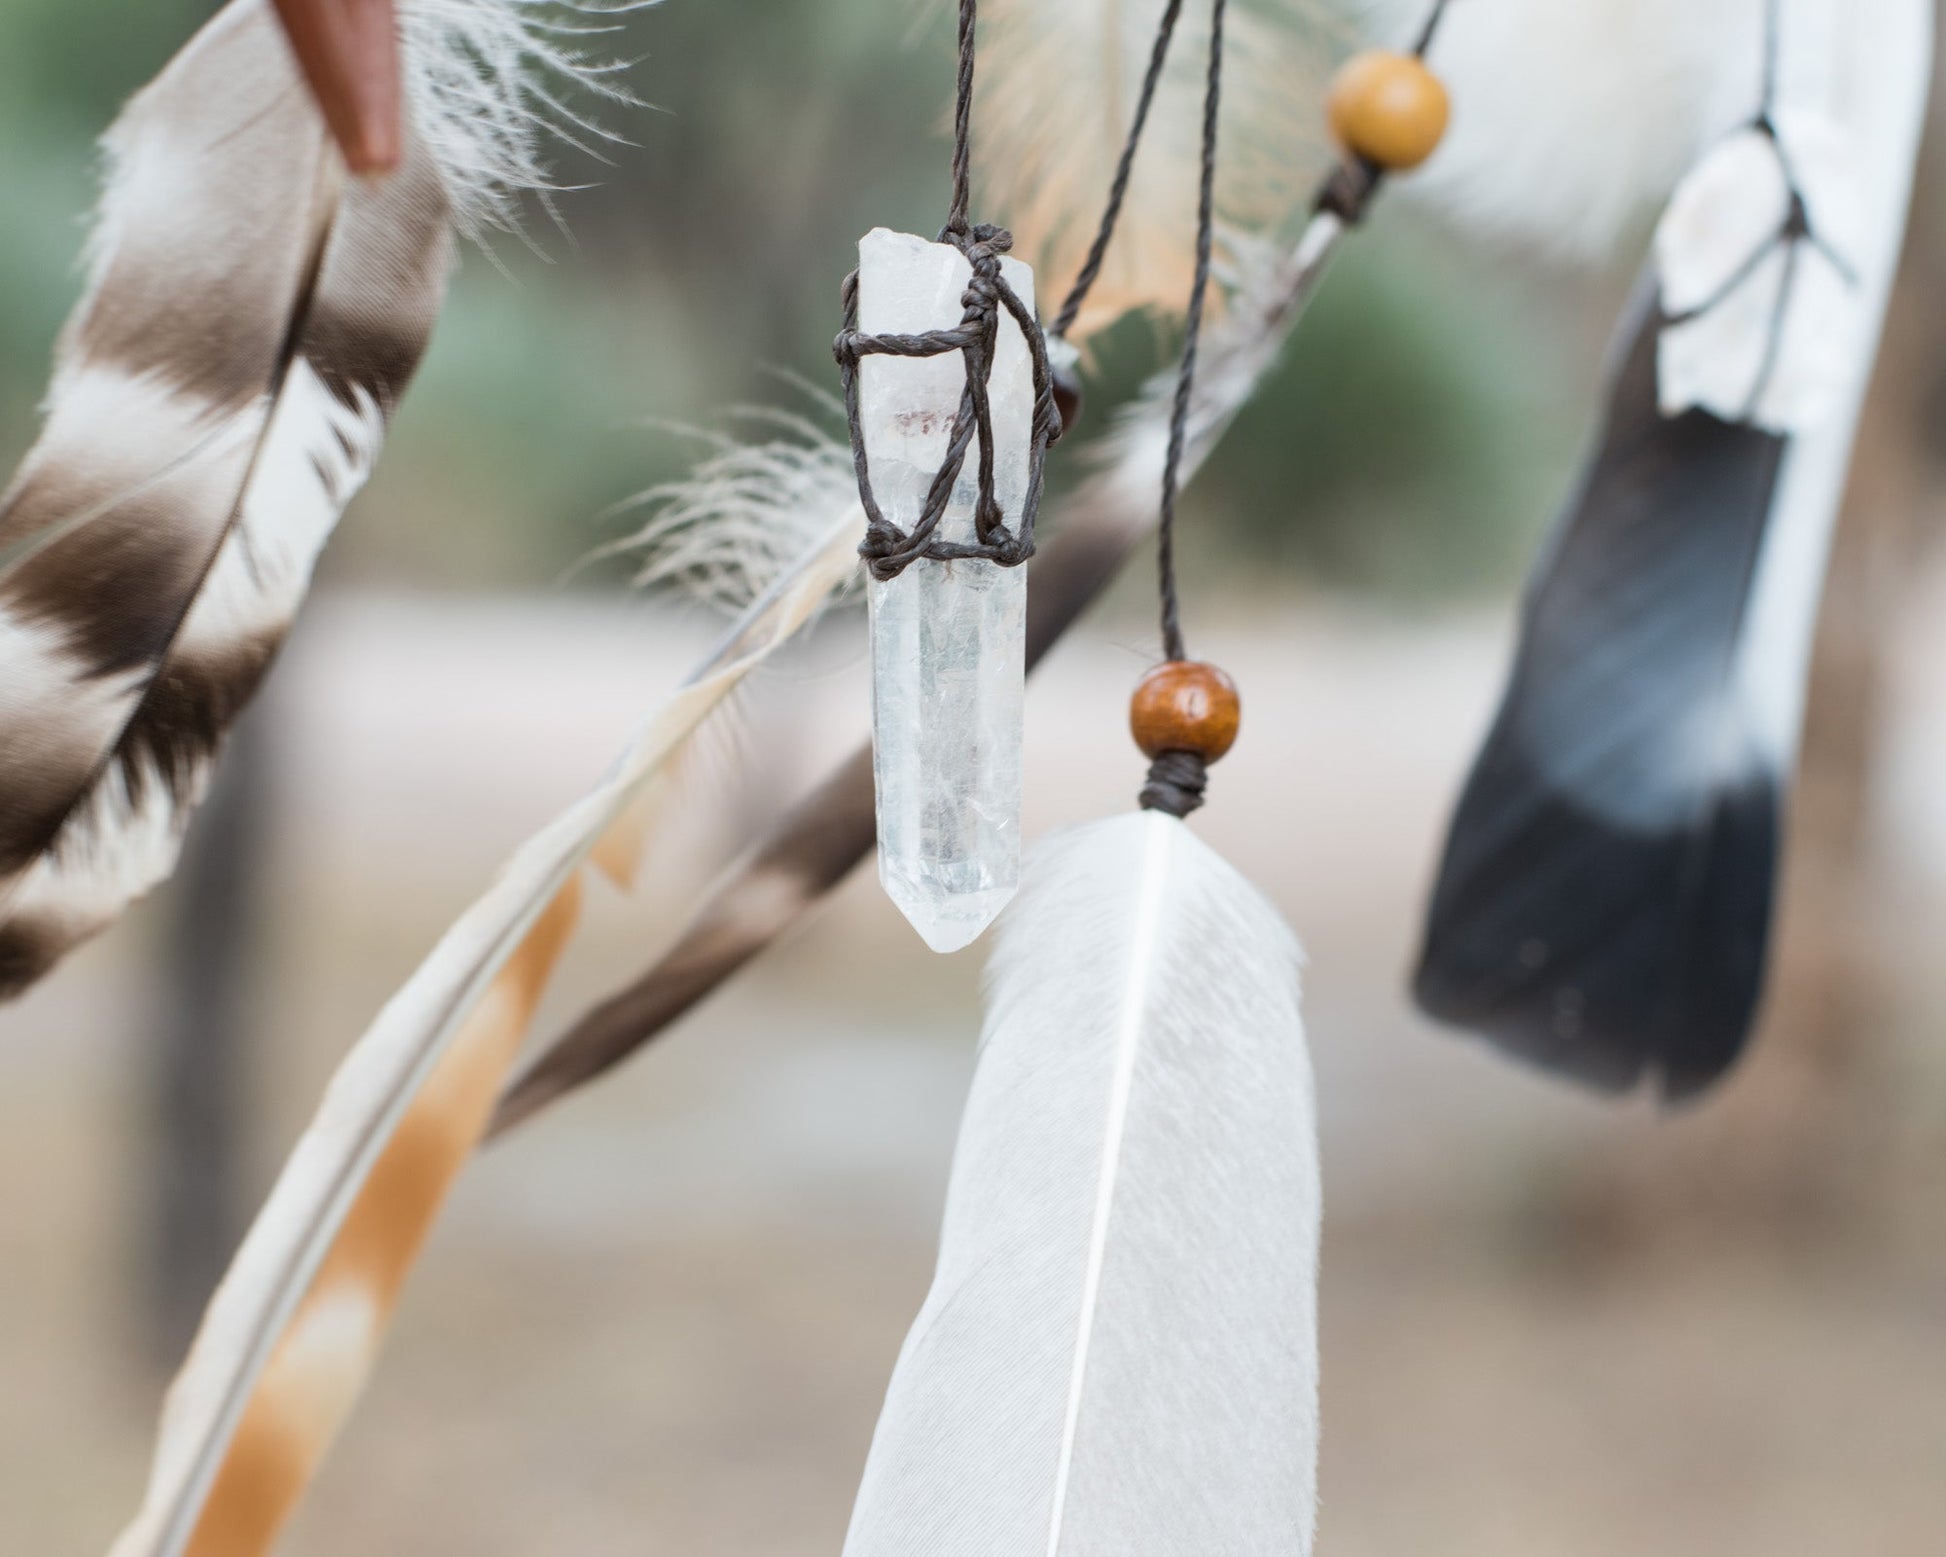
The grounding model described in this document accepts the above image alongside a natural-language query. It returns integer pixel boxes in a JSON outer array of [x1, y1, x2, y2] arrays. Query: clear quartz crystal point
[[859, 228, 1035, 954]]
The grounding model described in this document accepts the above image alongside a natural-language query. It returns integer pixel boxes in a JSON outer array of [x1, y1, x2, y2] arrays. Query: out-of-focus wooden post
[[144, 698, 277, 1368]]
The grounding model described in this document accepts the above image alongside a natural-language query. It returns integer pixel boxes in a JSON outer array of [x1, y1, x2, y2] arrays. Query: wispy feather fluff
[[978, 0, 1332, 337], [844, 811, 1319, 1557], [111, 508, 862, 1557], [619, 394, 864, 612], [1415, 0, 1930, 1097], [0, 0, 622, 1000]]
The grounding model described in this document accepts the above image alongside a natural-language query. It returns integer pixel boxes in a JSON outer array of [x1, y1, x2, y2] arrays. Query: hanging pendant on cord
[[838, 0, 1058, 953], [831, 1, 1457, 1549]]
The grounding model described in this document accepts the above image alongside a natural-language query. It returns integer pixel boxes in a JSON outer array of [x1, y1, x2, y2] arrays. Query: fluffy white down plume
[[403, 0, 643, 233], [1350, 0, 1764, 259], [620, 394, 866, 612], [844, 811, 1320, 1557]]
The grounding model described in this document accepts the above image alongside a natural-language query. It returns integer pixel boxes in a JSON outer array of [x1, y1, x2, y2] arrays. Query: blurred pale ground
[[4, 2, 1946, 1554]]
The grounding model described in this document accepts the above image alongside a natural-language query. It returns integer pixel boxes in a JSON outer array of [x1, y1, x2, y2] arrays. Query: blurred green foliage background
[[0, 0, 1612, 601]]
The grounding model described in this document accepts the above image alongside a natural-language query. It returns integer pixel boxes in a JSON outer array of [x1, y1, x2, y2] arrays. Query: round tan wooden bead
[[1326, 50, 1450, 171], [1130, 662, 1241, 763]]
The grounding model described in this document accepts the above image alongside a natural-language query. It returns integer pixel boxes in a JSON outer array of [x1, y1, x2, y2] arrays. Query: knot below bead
[[1140, 750, 1209, 818]]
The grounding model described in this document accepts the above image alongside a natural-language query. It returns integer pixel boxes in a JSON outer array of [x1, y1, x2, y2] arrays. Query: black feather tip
[[1415, 281, 1797, 1102]]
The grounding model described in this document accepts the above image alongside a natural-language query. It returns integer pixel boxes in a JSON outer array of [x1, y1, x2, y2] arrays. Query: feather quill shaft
[[1046, 816, 1169, 1551], [842, 811, 1318, 1557], [111, 509, 863, 1557], [492, 217, 1348, 1133]]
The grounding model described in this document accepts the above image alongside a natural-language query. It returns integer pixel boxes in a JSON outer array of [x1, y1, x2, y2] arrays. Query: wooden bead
[[1326, 50, 1449, 171], [1130, 662, 1241, 762]]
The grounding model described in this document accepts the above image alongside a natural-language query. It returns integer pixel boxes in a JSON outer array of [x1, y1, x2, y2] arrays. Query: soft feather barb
[[843, 811, 1319, 1557], [977, 0, 1331, 339], [111, 505, 862, 1557], [0, 0, 625, 1001], [617, 392, 864, 613]]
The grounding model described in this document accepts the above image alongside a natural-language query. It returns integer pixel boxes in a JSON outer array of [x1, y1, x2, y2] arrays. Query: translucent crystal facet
[[860, 229, 1035, 953]]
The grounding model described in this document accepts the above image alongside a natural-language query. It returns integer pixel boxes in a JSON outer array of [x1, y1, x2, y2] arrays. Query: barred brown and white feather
[[0, 0, 618, 999]]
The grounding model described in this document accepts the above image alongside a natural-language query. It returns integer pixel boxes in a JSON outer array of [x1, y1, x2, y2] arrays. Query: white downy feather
[[619, 396, 865, 612], [1351, 0, 1760, 259], [109, 508, 862, 1557], [844, 810, 1319, 1557]]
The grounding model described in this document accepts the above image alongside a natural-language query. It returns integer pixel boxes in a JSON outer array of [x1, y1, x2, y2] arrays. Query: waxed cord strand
[[1141, 0, 1453, 817], [1048, 0, 1189, 340], [1155, 0, 1225, 669], [1139, 0, 1227, 818]]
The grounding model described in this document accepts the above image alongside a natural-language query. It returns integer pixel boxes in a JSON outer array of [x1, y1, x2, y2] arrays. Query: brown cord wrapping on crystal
[[835, 0, 1061, 582], [837, 0, 1204, 582]]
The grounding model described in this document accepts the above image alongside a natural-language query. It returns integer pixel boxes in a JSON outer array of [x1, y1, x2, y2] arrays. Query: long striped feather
[[843, 811, 1319, 1556], [111, 508, 863, 1557], [0, 0, 616, 1000]]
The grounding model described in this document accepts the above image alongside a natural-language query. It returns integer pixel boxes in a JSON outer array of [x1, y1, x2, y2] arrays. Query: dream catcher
[[0, 0, 1933, 1551]]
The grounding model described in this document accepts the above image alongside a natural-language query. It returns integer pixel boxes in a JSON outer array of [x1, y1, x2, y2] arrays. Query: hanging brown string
[[1142, 0, 1455, 816], [1139, 0, 1227, 819], [1048, 0, 1190, 342]]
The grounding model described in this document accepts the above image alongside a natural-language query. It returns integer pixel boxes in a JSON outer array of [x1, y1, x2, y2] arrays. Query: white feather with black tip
[[1415, 0, 1930, 1096], [844, 810, 1319, 1557]]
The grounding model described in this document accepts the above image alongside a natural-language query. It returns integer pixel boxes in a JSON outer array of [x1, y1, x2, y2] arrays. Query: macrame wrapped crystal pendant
[[845, 226, 1049, 952]]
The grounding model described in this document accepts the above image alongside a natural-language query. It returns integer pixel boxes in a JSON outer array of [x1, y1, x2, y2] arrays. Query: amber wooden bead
[[1131, 662, 1241, 762], [1326, 50, 1450, 171]]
